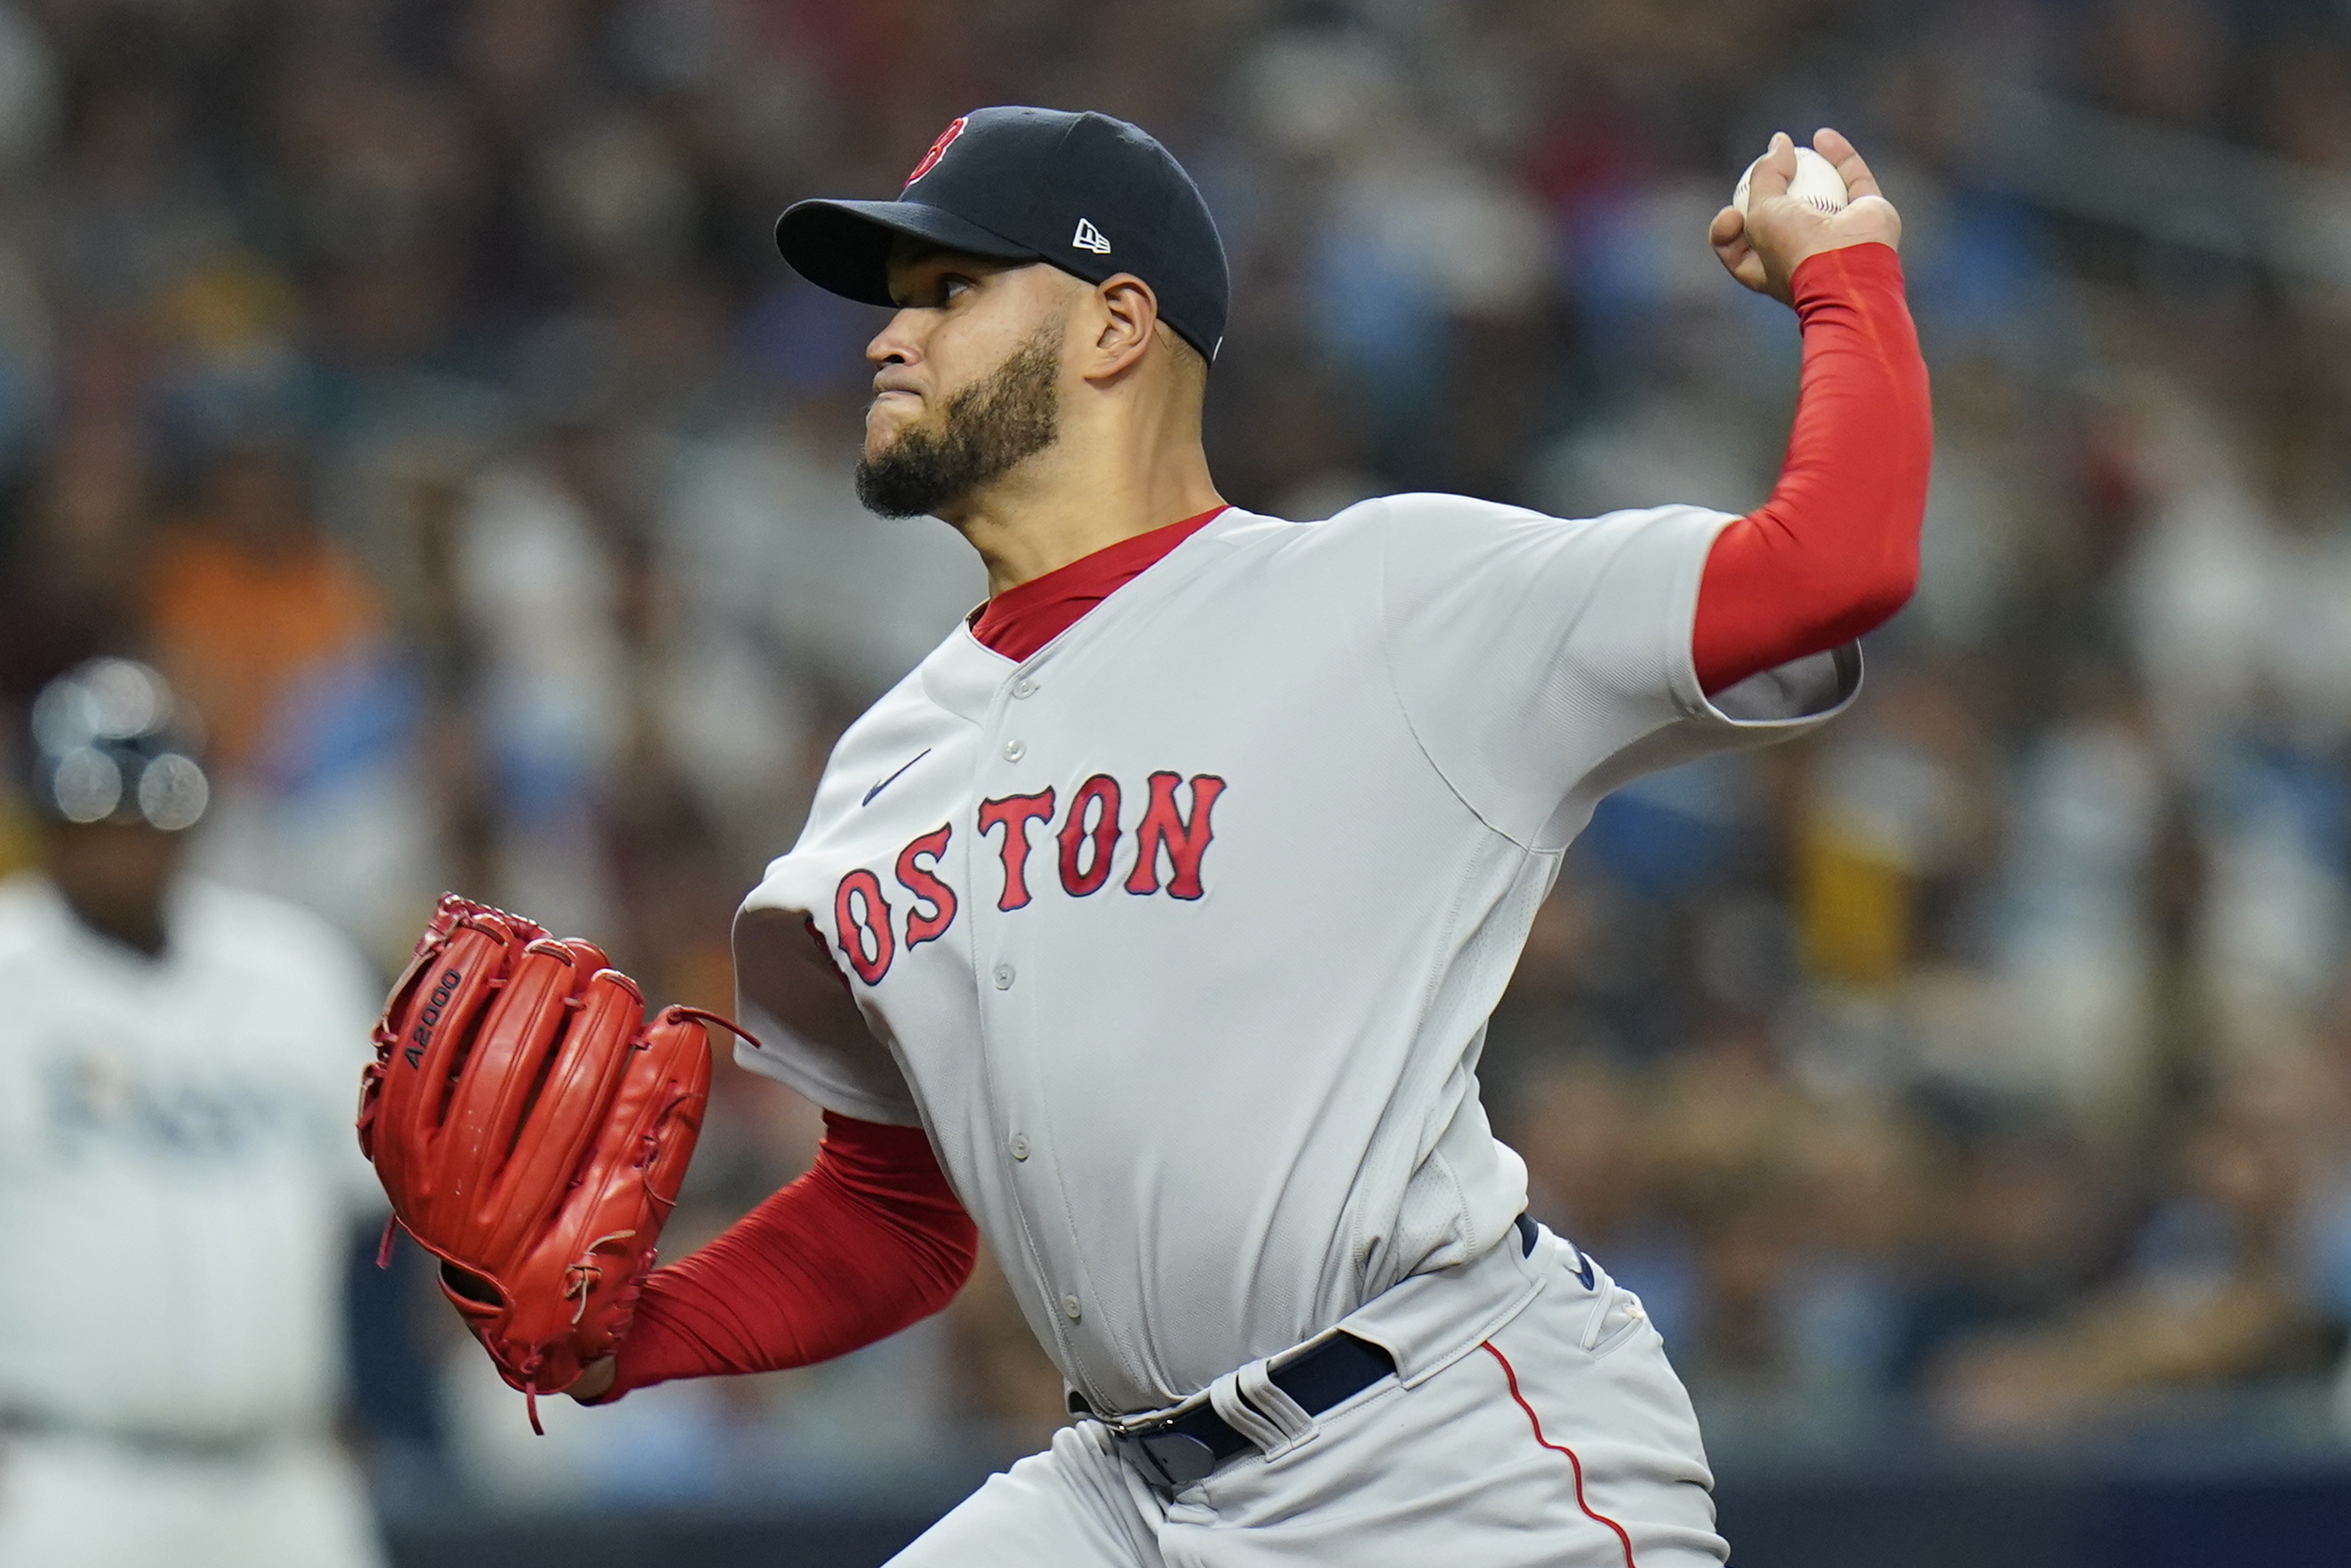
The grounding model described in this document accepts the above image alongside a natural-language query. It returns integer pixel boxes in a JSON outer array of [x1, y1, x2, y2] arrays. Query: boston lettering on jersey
[[831, 770, 1223, 988]]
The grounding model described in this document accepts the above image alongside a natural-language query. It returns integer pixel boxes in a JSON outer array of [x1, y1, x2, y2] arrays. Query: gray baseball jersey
[[732, 496, 1856, 1416]]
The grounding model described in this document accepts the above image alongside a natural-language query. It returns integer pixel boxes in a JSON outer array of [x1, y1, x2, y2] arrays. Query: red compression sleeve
[[1693, 243, 1931, 695], [602, 1113, 977, 1397]]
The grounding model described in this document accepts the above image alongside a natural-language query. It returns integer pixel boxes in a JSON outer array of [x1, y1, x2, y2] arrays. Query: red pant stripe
[[1480, 1340, 1640, 1568]]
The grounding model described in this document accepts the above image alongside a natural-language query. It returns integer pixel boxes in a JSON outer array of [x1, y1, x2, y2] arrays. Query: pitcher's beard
[[856, 324, 1063, 519]]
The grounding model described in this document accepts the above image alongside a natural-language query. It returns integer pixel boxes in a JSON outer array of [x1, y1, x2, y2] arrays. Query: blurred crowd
[[7, 0, 2351, 1509]]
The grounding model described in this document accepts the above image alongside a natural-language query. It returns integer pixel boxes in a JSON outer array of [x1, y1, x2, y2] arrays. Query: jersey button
[[1063, 1294, 1083, 1322], [1003, 739, 1025, 761], [1012, 678, 1038, 698], [993, 962, 1015, 989], [1010, 1134, 1030, 1161]]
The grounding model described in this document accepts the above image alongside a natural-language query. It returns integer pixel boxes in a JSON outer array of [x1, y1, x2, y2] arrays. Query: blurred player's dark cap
[[776, 106, 1230, 365]]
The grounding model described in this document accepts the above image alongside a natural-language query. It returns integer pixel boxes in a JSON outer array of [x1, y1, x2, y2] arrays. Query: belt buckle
[[1115, 1423, 1219, 1489], [1099, 1401, 1222, 1490]]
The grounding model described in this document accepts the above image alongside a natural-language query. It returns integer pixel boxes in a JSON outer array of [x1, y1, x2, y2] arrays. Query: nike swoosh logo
[[863, 749, 931, 807]]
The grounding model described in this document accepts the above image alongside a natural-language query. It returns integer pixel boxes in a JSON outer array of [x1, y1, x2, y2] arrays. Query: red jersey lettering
[[896, 824, 959, 949], [1124, 772, 1224, 900], [832, 870, 895, 984], [978, 789, 1058, 911], [1057, 775, 1122, 897]]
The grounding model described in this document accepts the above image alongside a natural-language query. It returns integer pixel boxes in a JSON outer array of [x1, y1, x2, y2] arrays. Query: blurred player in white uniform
[[0, 659, 389, 1568]]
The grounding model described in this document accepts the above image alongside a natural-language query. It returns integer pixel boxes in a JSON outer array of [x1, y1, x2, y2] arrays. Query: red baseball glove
[[359, 894, 738, 1431]]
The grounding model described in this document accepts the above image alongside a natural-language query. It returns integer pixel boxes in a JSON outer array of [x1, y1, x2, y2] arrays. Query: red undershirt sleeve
[[1693, 242, 1932, 697], [599, 1112, 978, 1399]]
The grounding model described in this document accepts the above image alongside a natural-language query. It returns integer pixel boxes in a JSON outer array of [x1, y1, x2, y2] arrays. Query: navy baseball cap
[[776, 106, 1230, 364]]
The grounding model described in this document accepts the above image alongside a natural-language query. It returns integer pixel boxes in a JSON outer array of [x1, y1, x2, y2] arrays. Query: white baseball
[[1733, 145, 1849, 218]]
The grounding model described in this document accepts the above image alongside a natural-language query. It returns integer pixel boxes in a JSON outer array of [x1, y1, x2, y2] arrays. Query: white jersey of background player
[[0, 660, 388, 1568], [584, 113, 1925, 1568]]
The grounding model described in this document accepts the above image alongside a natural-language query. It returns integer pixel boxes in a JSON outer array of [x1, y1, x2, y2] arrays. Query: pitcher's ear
[[1085, 273, 1162, 382]]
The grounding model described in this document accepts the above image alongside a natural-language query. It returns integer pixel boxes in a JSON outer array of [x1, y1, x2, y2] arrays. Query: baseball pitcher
[[453, 109, 1923, 1564]]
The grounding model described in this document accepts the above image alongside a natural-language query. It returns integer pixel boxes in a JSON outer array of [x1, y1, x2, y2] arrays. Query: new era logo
[[1071, 219, 1111, 254]]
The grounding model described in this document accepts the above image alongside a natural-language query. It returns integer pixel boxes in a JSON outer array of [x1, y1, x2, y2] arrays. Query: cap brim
[[776, 199, 1041, 307]]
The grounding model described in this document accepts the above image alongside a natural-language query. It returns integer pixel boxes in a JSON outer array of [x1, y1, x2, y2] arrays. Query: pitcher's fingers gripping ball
[[358, 893, 744, 1431], [1712, 128, 1897, 304], [1732, 144, 1848, 215]]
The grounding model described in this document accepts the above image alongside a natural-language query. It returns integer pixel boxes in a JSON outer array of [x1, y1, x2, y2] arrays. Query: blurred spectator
[[148, 443, 391, 780], [1928, 1079, 2337, 1440], [146, 441, 431, 962], [447, 347, 650, 943], [1893, 1107, 2121, 1392], [0, 415, 150, 723]]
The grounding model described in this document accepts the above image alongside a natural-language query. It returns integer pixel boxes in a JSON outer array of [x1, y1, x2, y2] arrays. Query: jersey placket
[[967, 656, 1110, 1396]]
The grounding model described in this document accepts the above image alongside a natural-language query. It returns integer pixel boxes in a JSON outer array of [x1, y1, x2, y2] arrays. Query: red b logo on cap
[[904, 117, 967, 189]]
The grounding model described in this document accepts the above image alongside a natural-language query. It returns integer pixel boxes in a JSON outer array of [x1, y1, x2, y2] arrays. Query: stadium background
[[3, 0, 2351, 1563]]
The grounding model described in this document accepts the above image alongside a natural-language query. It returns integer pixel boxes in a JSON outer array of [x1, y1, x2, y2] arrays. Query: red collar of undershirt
[[968, 505, 1229, 662]]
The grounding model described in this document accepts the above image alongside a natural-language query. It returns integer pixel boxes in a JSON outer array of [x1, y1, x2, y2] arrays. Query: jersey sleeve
[[1376, 493, 1858, 848], [730, 894, 923, 1126]]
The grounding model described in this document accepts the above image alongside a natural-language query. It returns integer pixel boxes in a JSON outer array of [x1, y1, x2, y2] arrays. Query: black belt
[[1086, 1216, 1541, 1490], [1091, 1331, 1397, 1489]]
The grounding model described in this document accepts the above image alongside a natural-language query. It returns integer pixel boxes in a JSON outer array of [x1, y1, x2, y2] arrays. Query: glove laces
[[663, 1006, 763, 1050]]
